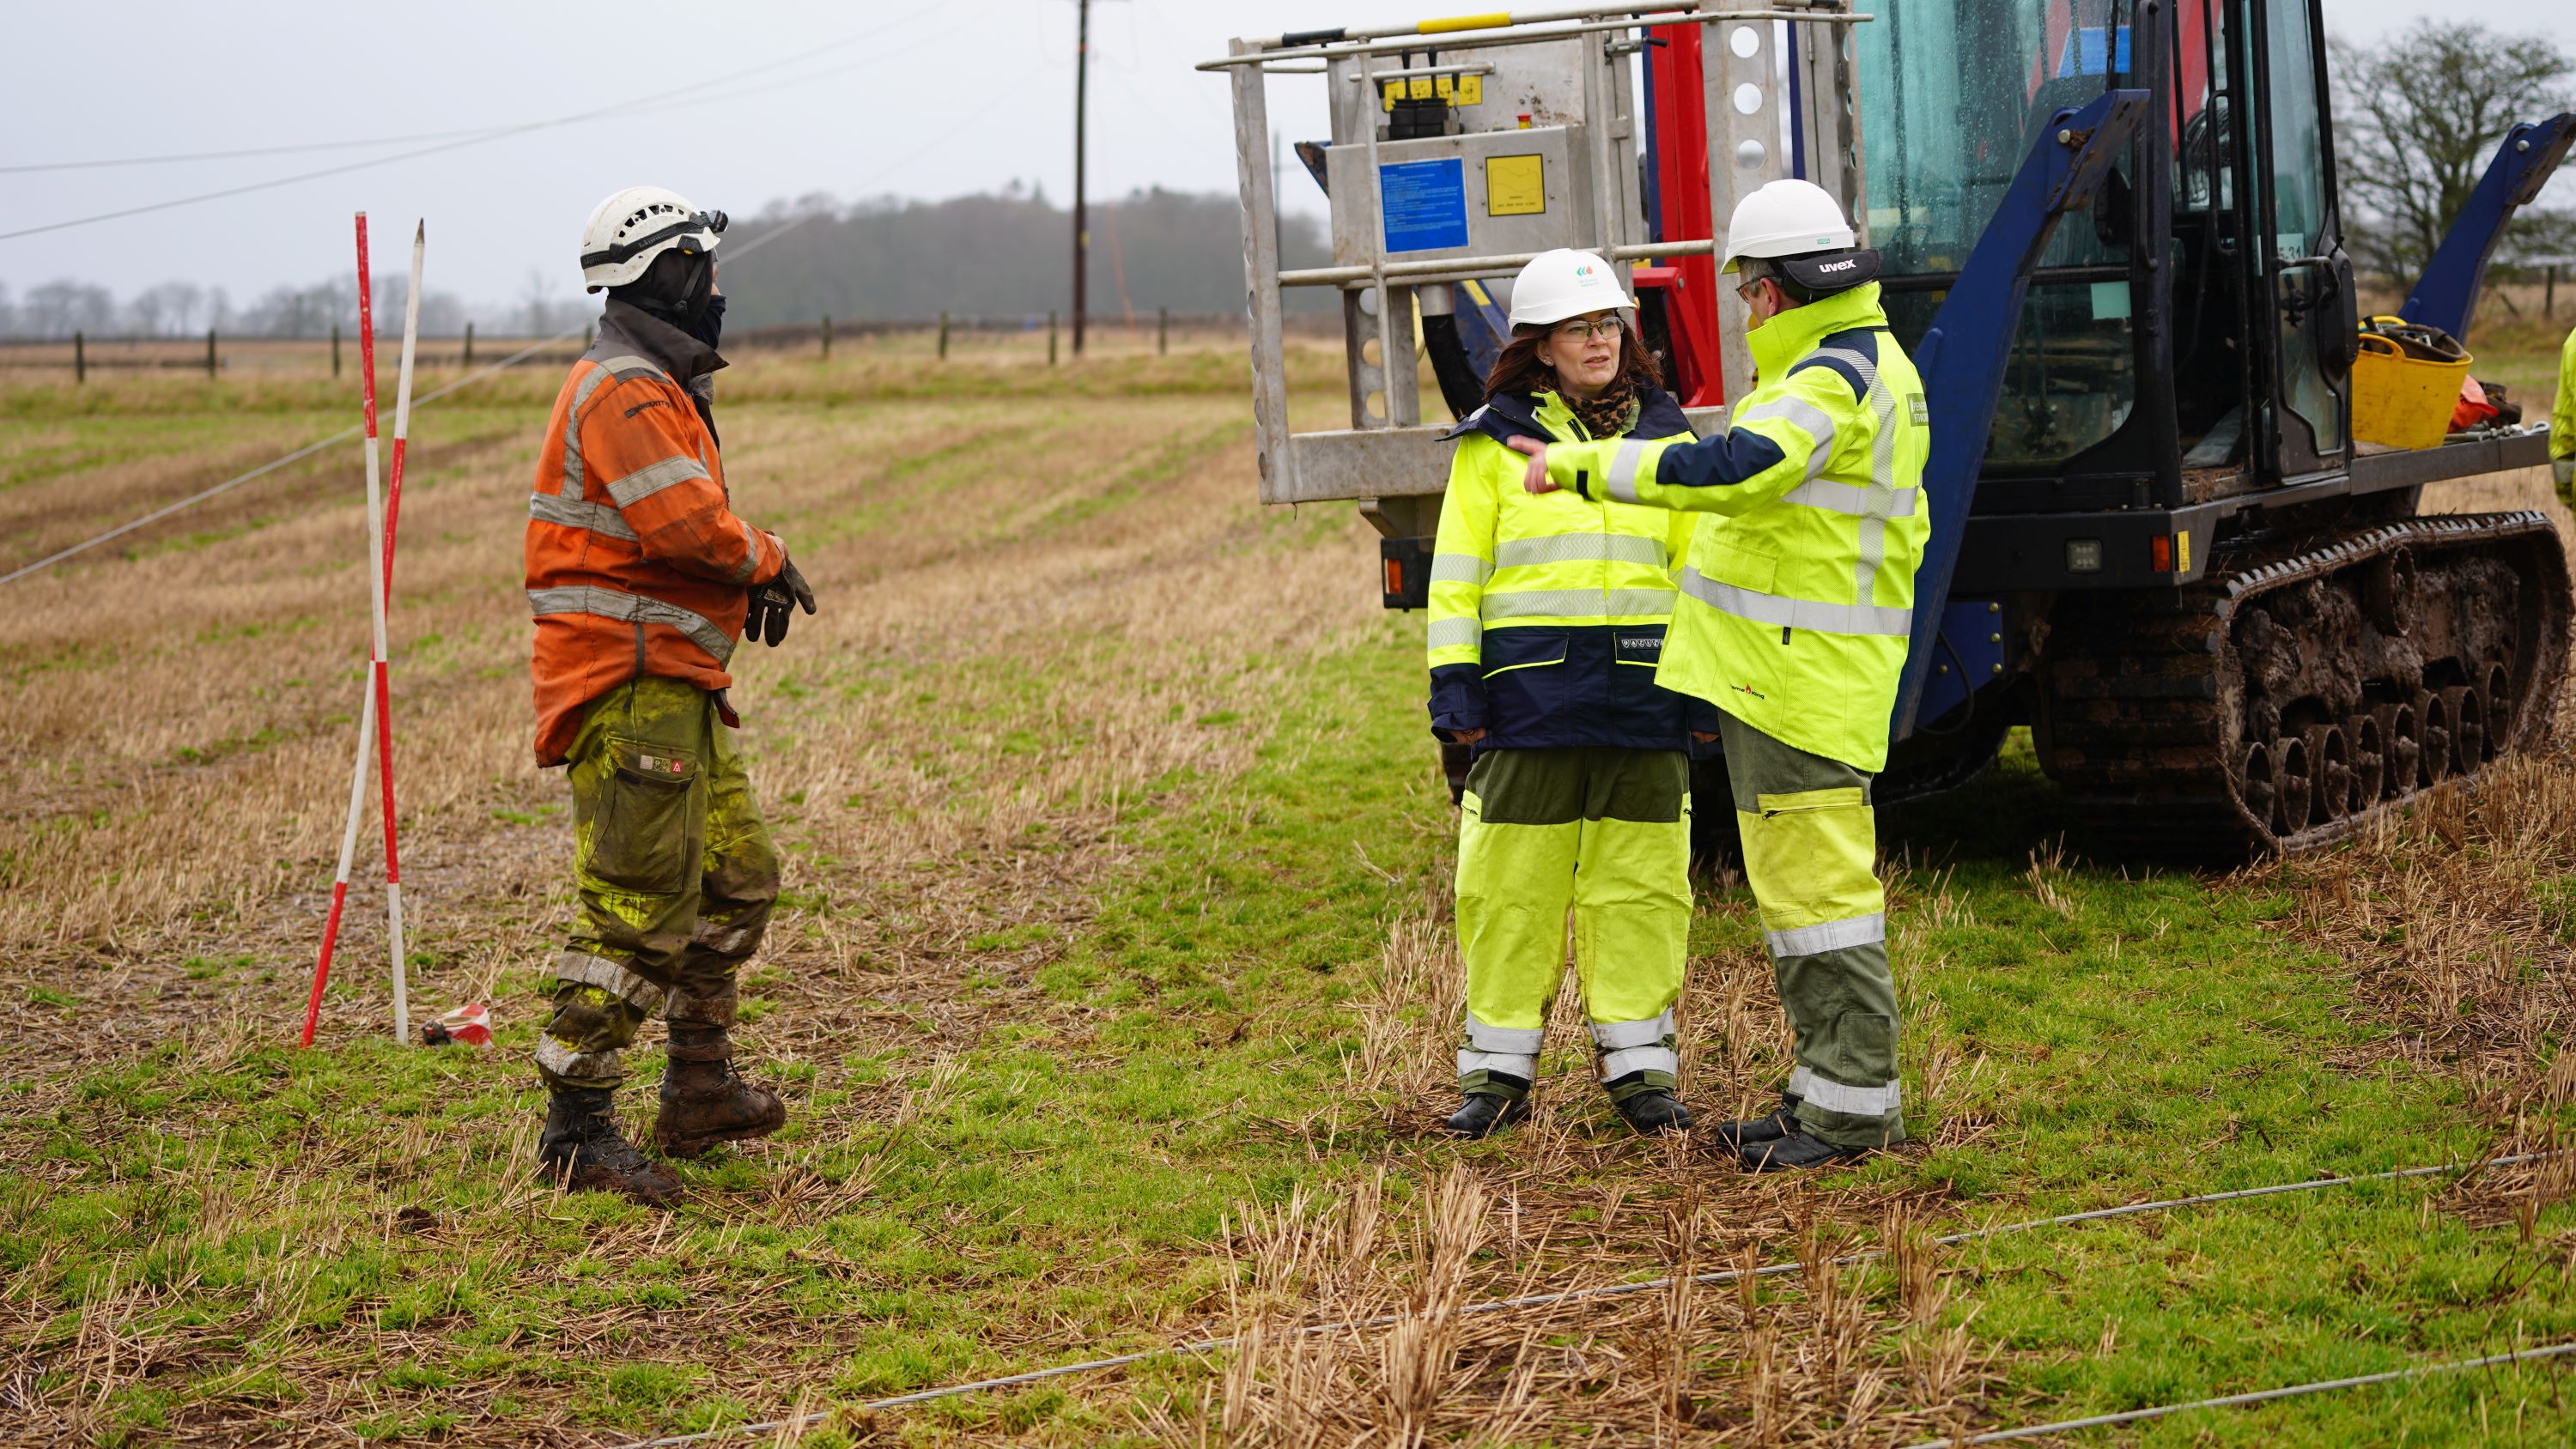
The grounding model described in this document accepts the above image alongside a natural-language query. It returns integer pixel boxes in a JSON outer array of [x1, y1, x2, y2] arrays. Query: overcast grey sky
[[4, 1, 2570, 312]]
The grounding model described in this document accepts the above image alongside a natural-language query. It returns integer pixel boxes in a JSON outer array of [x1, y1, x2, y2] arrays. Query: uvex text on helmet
[[580, 186, 727, 294]]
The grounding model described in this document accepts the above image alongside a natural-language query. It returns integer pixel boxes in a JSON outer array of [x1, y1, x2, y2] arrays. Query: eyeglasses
[[1549, 318, 1625, 343]]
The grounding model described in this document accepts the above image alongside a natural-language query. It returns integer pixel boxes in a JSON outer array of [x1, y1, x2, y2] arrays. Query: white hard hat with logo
[[1718, 179, 1857, 274], [580, 185, 728, 293], [1507, 248, 1636, 329]]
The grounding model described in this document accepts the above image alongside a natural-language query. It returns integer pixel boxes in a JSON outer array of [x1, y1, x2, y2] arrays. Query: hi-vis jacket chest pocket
[[1706, 538, 1778, 593], [1613, 628, 1665, 668]]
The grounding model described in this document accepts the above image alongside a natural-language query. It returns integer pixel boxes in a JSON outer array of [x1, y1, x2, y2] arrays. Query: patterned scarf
[[1561, 374, 1639, 440]]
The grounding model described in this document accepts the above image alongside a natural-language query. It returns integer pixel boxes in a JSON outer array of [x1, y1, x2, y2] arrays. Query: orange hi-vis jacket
[[525, 300, 786, 766]]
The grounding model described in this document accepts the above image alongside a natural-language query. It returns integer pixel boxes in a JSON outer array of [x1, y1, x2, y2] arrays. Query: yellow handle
[[1420, 11, 1511, 33]]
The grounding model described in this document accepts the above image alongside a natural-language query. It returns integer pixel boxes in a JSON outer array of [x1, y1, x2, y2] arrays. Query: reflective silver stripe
[[1459, 1049, 1540, 1079], [556, 949, 666, 1013], [528, 491, 637, 541], [1736, 394, 1838, 467], [606, 454, 713, 508], [1588, 1010, 1674, 1051], [598, 353, 668, 381], [1427, 616, 1483, 650], [1677, 567, 1911, 637], [532, 1034, 623, 1085], [1600, 1045, 1679, 1080], [1481, 586, 1676, 620], [1466, 1014, 1545, 1055], [1492, 533, 1667, 570], [527, 585, 737, 664], [556, 364, 619, 499], [1430, 552, 1492, 585], [1606, 438, 1648, 504], [1781, 479, 1918, 518], [730, 518, 761, 585], [1856, 356, 1899, 606], [1765, 913, 1886, 959], [1789, 1064, 1902, 1117]]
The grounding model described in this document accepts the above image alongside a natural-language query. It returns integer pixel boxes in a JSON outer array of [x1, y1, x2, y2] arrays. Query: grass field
[[3, 331, 2576, 1446]]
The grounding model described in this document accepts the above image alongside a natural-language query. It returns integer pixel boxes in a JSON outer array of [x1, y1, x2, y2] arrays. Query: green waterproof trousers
[[1719, 712, 1904, 1147], [1454, 747, 1692, 1104], [534, 677, 780, 1092]]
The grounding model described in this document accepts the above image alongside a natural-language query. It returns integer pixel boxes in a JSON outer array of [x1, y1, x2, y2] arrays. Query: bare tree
[[2330, 21, 2573, 288], [519, 267, 561, 336]]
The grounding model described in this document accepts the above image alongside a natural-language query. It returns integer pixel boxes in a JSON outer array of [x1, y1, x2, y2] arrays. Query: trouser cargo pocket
[[585, 737, 703, 894]]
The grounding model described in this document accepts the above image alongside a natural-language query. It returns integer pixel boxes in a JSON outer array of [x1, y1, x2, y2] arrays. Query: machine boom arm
[[2399, 113, 2575, 345]]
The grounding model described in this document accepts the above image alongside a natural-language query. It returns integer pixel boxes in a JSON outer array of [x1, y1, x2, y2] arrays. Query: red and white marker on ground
[[302, 213, 425, 1047]]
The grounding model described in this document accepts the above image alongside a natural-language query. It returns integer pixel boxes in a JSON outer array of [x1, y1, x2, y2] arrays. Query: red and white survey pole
[[301, 212, 423, 1048]]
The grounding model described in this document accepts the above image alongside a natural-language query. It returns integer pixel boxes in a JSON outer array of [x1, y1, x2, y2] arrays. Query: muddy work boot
[[655, 1027, 787, 1158], [539, 1088, 682, 1207]]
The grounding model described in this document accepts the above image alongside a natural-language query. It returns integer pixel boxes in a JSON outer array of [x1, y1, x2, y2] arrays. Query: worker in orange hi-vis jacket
[[522, 185, 816, 1206]]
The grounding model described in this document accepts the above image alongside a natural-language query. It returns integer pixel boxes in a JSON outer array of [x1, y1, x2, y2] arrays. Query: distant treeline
[[1, 186, 1327, 342], [715, 185, 1331, 328]]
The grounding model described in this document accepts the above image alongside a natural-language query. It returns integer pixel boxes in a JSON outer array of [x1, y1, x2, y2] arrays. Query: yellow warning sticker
[[1455, 74, 1482, 106], [1382, 80, 1404, 111], [1409, 76, 1435, 100], [1434, 75, 1453, 99], [2177, 529, 2191, 574], [1486, 154, 1546, 216]]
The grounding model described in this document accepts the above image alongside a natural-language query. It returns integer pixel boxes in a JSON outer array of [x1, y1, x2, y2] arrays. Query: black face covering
[[687, 292, 726, 351], [611, 248, 720, 348]]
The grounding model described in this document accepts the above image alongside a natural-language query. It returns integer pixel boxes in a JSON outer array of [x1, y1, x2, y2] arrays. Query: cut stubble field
[[3, 340, 2576, 1446]]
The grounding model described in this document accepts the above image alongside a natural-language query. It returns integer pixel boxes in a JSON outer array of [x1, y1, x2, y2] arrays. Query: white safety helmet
[[1506, 248, 1635, 329], [1717, 179, 1856, 274], [580, 185, 726, 294]]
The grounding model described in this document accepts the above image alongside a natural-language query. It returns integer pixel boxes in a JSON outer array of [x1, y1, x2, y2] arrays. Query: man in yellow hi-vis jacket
[[1509, 179, 1925, 1171]]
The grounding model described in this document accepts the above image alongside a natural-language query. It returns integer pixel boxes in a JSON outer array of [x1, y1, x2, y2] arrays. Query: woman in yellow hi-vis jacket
[[1429, 249, 1716, 1138]]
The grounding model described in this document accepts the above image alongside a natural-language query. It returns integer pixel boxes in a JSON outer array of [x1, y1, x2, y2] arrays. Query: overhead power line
[[0, 126, 508, 175], [0, 8, 939, 243]]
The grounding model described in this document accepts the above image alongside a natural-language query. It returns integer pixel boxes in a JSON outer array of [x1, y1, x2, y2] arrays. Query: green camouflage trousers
[[1720, 712, 1905, 1148], [535, 677, 779, 1092]]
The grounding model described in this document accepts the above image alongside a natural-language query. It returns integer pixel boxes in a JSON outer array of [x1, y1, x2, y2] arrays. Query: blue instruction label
[[1380, 158, 1469, 253]]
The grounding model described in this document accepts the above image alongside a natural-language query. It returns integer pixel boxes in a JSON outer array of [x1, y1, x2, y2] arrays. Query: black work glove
[[744, 555, 817, 646]]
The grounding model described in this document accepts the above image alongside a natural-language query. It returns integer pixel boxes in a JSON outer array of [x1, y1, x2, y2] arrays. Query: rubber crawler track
[[2037, 510, 2571, 859]]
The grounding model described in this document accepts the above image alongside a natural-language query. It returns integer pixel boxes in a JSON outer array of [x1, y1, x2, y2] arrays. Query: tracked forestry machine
[[1204, 1, 2574, 859]]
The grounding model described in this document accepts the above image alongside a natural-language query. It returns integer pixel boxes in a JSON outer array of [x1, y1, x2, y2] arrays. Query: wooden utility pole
[[1072, 0, 1091, 357]]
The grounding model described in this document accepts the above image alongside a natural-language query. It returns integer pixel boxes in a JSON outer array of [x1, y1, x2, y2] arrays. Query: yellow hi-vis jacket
[[1539, 283, 1929, 772], [2553, 325, 2574, 463], [1428, 385, 1711, 752]]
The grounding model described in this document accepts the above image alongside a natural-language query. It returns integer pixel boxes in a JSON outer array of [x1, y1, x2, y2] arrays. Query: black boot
[[1445, 1092, 1531, 1138], [1711, 1091, 1803, 1150], [539, 1088, 682, 1206], [1607, 1074, 1693, 1134], [1738, 1128, 1867, 1173]]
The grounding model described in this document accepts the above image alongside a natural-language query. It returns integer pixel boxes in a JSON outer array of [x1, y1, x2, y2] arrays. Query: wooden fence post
[[821, 314, 833, 361], [2549, 264, 2559, 322], [584, 323, 595, 351], [1158, 306, 1169, 356], [463, 321, 475, 367], [205, 328, 217, 378], [938, 311, 951, 361], [333, 323, 343, 379], [73, 331, 85, 385], [1048, 310, 1059, 367]]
